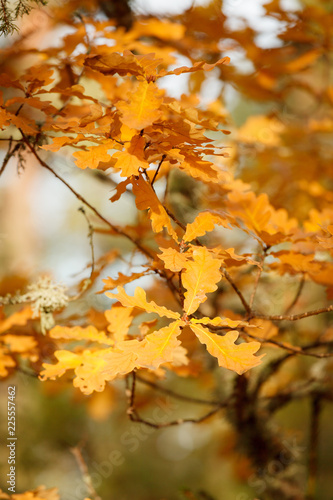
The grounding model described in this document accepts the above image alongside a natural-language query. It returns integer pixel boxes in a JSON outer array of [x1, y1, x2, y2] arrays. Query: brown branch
[[0, 140, 21, 177], [128, 372, 226, 429], [136, 374, 223, 406], [129, 405, 222, 429], [253, 304, 333, 322], [243, 330, 333, 358], [222, 268, 252, 314], [78, 206, 95, 279], [151, 154, 166, 186]]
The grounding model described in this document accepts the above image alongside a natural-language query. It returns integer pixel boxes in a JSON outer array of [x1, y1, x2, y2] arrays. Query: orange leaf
[[158, 247, 187, 272], [183, 212, 230, 242], [73, 142, 113, 170], [113, 135, 149, 177], [116, 80, 163, 130], [0, 307, 33, 335], [132, 175, 178, 239]]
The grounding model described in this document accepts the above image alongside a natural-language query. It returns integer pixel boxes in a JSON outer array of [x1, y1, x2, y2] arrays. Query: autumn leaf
[[183, 211, 230, 242], [158, 247, 187, 272], [116, 80, 164, 130], [190, 323, 263, 375], [0, 307, 33, 335], [113, 135, 149, 177], [119, 321, 184, 369], [0, 347, 16, 377], [182, 247, 222, 315], [49, 325, 114, 345], [105, 303, 134, 343], [106, 286, 180, 320], [132, 174, 178, 240], [73, 142, 114, 170]]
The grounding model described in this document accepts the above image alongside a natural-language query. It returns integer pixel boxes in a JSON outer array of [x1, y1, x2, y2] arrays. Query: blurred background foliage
[[1, 0, 333, 499]]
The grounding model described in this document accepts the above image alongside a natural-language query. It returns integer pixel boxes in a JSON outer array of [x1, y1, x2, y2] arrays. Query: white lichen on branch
[[0, 276, 68, 333]]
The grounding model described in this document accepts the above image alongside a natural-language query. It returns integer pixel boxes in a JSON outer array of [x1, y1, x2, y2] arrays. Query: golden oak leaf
[[109, 178, 132, 203], [159, 56, 230, 77], [113, 135, 149, 177], [72, 348, 127, 394], [84, 51, 162, 79], [73, 142, 113, 169], [40, 134, 85, 152], [190, 324, 263, 375], [116, 80, 163, 130], [190, 317, 251, 329], [225, 191, 297, 244], [158, 247, 187, 272], [183, 211, 230, 242], [0, 307, 33, 335], [40, 347, 137, 395], [40, 350, 82, 380], [49, 325, 114, 345], [182, 247, 222, 315], [106, 286, 180, 320], [99, 271, 147, 293], [180, 155, 220, 183], [132, 174, 178, 239], [0, 347, 15, 377], [105, 303, 134, 342], [2, 335, 37, 352], [120, 321, 183, 369]]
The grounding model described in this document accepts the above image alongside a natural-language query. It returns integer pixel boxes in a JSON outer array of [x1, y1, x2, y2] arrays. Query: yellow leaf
[[113, 135, 149, 177], [116, 80, 164, 130], [119, 321, 184, 369], [105, 303, 134, 342], [182, 247, 222, 315], [190, 316, 250, 329], [106, 286, 180, 320], [183, 212, 230, 242], [132, 174, 178, 240], [49, 325, 114, 345], [190, 323, 263, 375], [2, 335, 37, 352], [158, 247, 187, 272]]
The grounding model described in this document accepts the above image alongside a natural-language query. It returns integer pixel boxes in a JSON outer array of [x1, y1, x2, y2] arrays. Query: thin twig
[[136, 375, 223, 406], [253, 304, 333, 322], [0, 140, 21, 177], [249, 250, 266, 310], [284, 275, 305, 315], [243, 330, 333, 358], [222, 268, 252, 314], [71, 445, 102, 500], [78, 206, 95, 278], [129, 405, 223, 428], [151, 154, 166, 186]]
